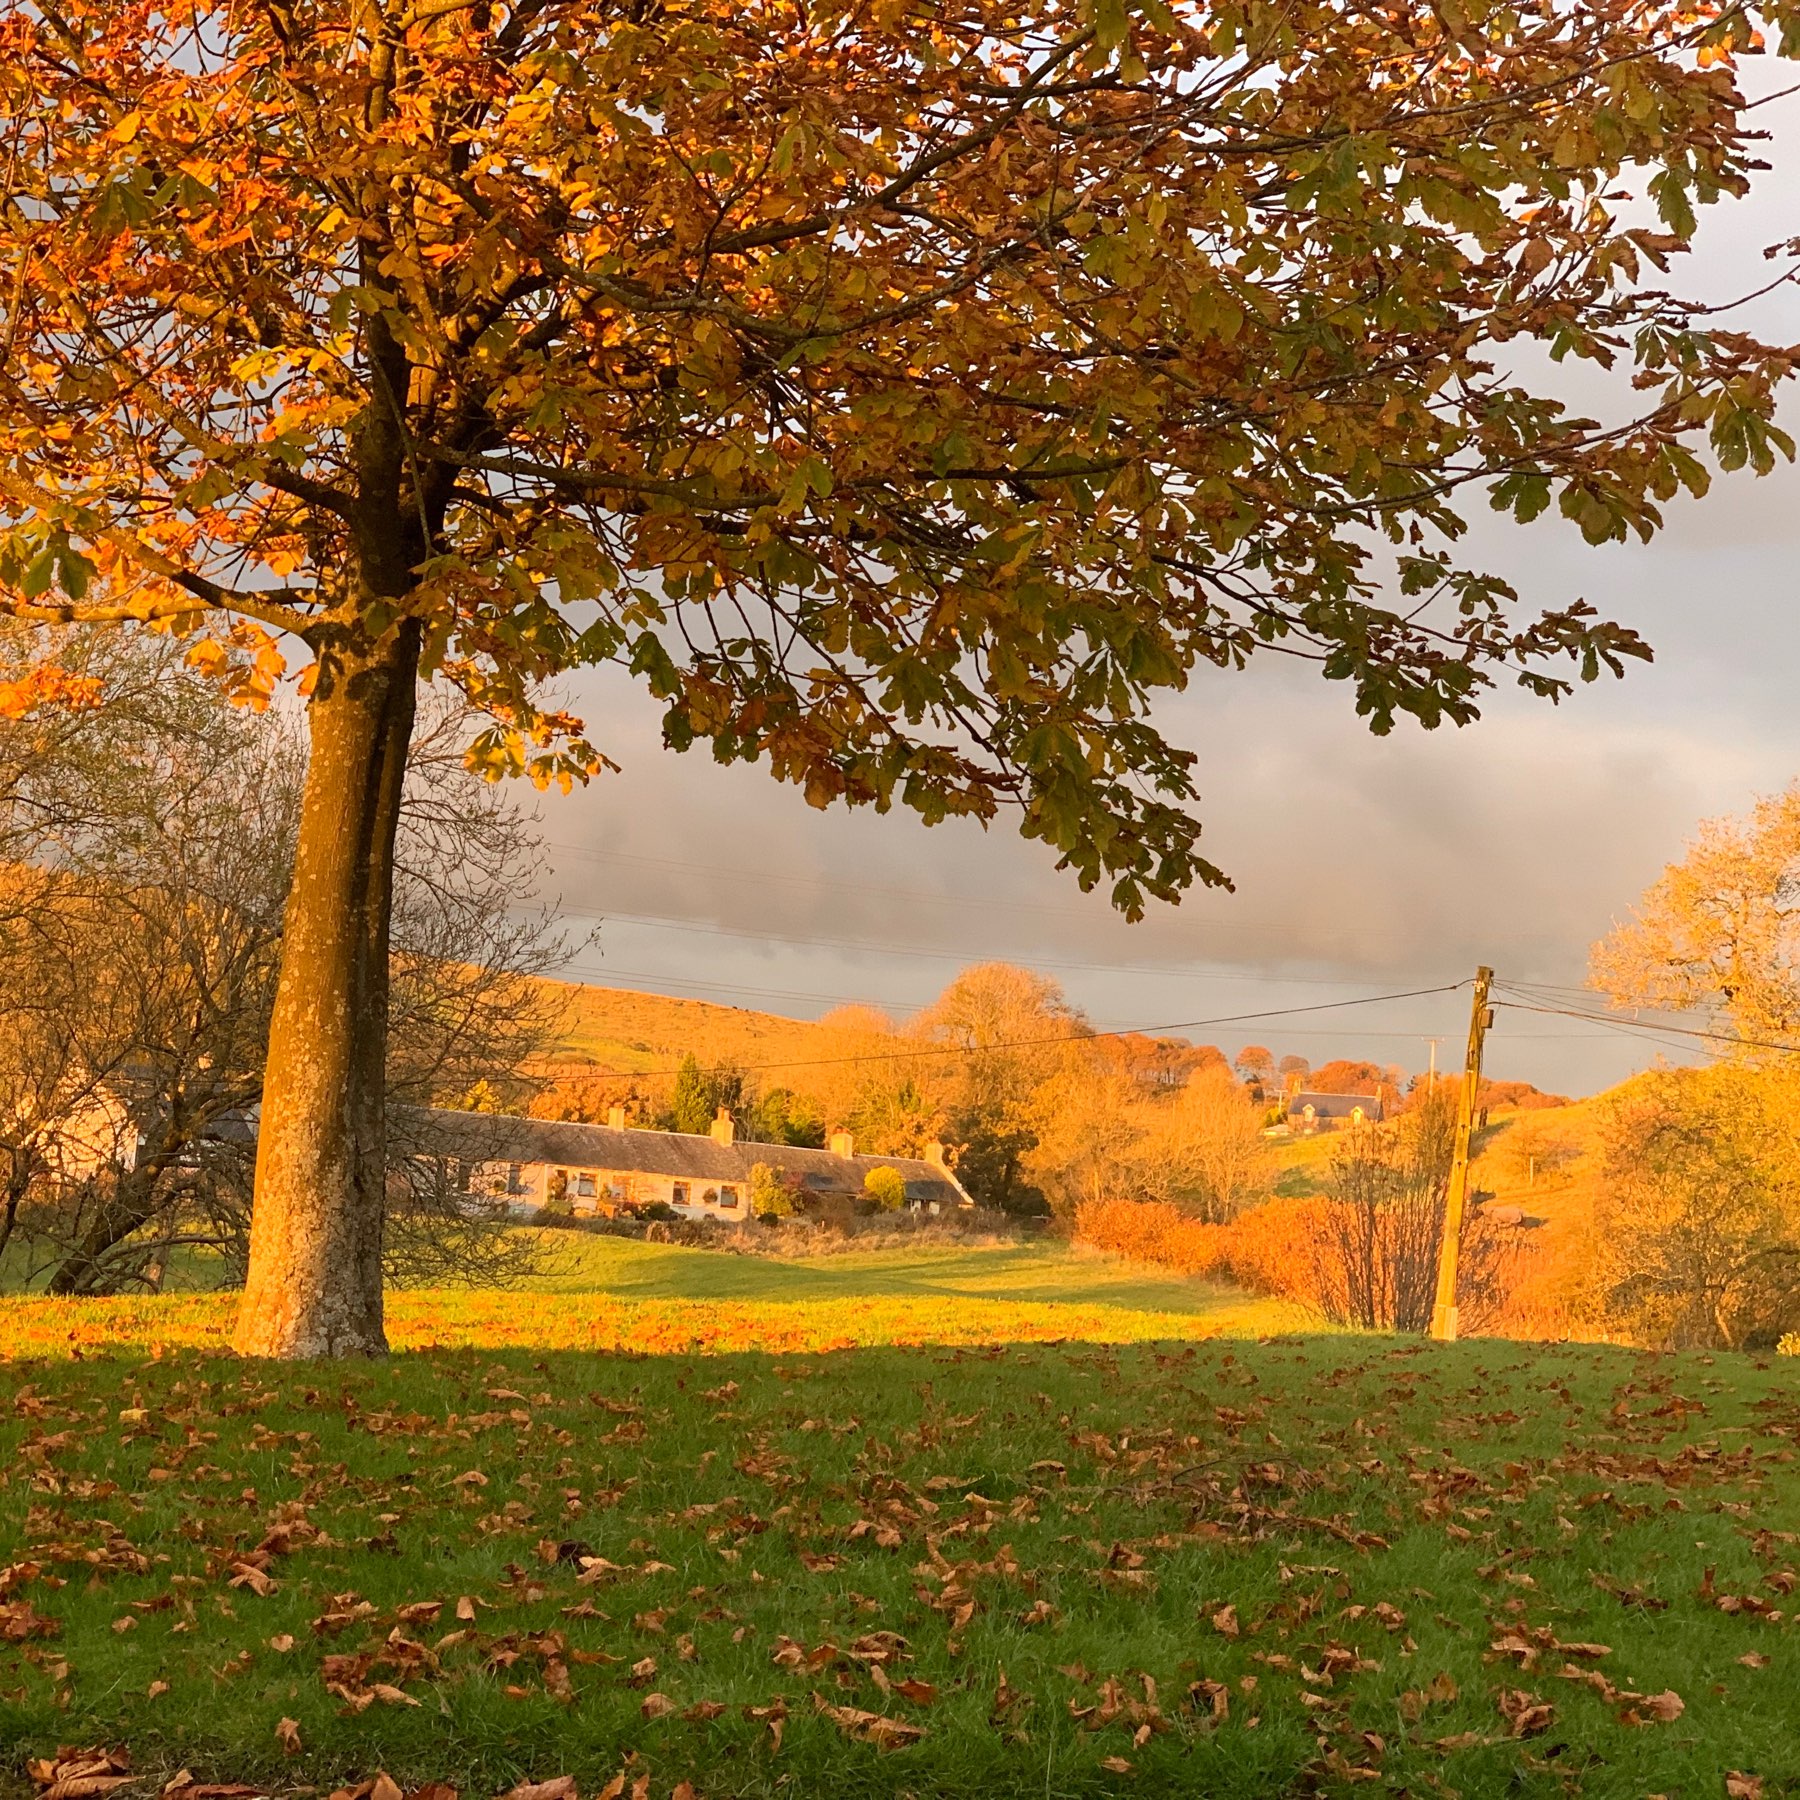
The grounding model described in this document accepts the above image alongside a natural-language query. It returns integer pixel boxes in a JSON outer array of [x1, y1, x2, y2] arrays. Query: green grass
[[529, 1234, 1255, 1314], [4, 1335, 1798, 1799]]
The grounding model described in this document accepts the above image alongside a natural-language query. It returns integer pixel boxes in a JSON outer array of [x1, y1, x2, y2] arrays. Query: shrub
[[863, 1166, 908, 1213], [750, 1162, 798, 1221], [1073, 1196, 1229, 1278]]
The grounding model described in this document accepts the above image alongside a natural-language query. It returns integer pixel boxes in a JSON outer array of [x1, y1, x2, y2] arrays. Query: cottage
[[414, 1105, 973, 1221], [1285, 1090, 1385, 1133]]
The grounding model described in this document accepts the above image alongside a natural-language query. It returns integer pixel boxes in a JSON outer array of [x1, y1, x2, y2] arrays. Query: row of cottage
[[433, 1104, 974, 1222]]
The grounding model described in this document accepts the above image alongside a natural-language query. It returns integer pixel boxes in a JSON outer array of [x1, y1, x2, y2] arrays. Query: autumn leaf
[[812, 1693, 927, 1749], [503, 1781, 575, 1800], [274, 1719, 301, 1756]]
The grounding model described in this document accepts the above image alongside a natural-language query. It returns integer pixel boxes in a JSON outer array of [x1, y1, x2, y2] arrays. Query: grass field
[[4, 1328, 1798, 1800], [0, 1239, 1302, 1358]]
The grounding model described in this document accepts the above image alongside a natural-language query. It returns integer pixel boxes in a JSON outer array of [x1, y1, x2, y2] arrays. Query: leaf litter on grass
[[3, 1337, 1799, 1797]]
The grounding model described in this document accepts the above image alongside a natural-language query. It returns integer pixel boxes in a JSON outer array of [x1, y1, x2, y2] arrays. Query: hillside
[[540, 977, 842, 1077]]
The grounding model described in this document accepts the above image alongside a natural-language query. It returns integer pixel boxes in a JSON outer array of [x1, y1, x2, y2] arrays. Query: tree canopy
[[1591, 781, 1800, 1048], [4, 0, 1796, 906]]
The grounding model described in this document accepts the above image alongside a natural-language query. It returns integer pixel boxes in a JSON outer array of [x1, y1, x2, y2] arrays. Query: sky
[[526, 79, 1800, 1099]]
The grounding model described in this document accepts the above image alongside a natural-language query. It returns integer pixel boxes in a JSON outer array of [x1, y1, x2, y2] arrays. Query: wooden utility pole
[[1429, 967, 1494, 1343]]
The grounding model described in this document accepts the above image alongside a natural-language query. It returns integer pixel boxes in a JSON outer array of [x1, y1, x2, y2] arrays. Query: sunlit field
[[0, 1237, 1306, 1359]]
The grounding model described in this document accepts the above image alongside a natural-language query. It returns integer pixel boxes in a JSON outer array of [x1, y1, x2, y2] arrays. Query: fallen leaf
[[29, 1750, 137, 1800], [504, 1782, 576, 1800], [276, 1719, 302, 1756], [813, 1692, 927, 1748], [1497, 1688, 1554, 1738], [1620, 1689, 1684, 1725], [1726, 1777, 1763, 1800], [640, 1692, 678, 1720]]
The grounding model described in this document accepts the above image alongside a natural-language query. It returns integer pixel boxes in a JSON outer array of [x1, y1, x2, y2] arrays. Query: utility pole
[[1424, 1036, 1442, 1088], [1430, 967, 1494, 1343]]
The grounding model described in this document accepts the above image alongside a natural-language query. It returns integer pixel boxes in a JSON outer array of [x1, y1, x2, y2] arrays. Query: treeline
[[536, 962, 1405, 1218]]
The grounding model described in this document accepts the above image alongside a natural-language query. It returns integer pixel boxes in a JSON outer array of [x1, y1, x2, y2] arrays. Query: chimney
[[607, 1104, 627, 1131], [924, 1141, 947, 1168], [710, 1107, 735, 1146], [828, 1126, 854, 1158]]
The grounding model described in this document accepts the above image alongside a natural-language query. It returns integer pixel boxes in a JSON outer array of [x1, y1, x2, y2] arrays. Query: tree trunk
[[232, 621, 421, 1358]]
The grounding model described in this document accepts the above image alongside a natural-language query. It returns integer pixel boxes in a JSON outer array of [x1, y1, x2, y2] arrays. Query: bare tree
[[1307, 1088, 1512, 1334], [0, 626, 569, 1292]]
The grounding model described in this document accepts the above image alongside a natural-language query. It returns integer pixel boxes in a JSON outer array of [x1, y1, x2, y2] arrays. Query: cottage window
[[671, 1182, 689, 1206], [717, 1185, 739, 1209], [575, 1172, 596, 1198], [505, 1162, 524, 1195]]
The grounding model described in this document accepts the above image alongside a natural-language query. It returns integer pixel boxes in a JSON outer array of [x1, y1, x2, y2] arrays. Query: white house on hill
[[418, 1105, 974, 1222]]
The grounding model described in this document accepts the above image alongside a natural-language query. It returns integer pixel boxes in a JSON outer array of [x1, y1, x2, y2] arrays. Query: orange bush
[[1072, 1196, 1231, 1278]]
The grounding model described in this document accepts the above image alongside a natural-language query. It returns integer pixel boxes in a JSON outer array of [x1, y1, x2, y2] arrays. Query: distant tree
[[863, 1167, 909, 1213], [1278, 1056, 1312, 1090], [1592, 783, 1800, 1046], [747, 1087, 826, 1150], [1593, 1066, 1800, 1349], [1307, 1086, 1510, 1333], [1309, 1059, 1389, 1097], [851, 1076, 947, 1162], [1165, 1066, 1272, 1223], [662, 1057, 732, 1136], [916, 964, 1084, 1215], [1234, 1047, 1276, 1092]]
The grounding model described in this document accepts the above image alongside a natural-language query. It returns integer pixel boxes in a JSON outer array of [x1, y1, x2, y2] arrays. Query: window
[[717, 1185, 740, 1209], [547, 1168, 569, 1204], [505, 1162, 524, 1195], [575, 1172, 597, 1198], [671, 1182, 689, 1206]]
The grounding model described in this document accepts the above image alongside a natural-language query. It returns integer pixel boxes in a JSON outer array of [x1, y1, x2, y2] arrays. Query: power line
[[569, 982, 1467, 1080], [1491, 990, 1800, 1059]]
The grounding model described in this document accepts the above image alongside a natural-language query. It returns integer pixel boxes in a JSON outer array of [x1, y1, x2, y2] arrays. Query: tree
[[1234, 1047, 1275, 1093], [1593, 1066, 1800, 1348], [1305, 1086, 1511, 1333], [1163, 1064, 1270, 1222], [1591, 783, 1800, 1045], [656, 1057, 757, 1137], [916, 964, 1083, 1213], [1309, 1059, 1389, 1097], [5, 0, 1796, 1354], [0, 627, 565, 1294], [746, 1088, 826, 1150], [863, 1166, 908, 1213]]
